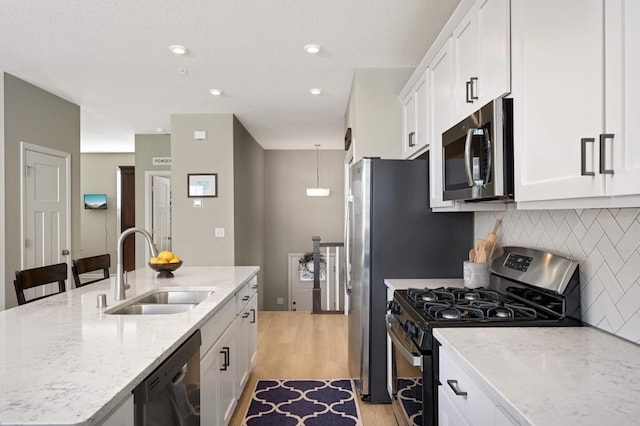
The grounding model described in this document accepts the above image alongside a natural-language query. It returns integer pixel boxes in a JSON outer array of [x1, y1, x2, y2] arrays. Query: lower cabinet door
[[201, 345, 220, 426], [201, 322, 237, 426], [438, 387, 470, 426]]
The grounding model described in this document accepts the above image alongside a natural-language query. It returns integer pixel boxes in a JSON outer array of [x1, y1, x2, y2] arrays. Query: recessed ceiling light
[[169, 45, 188, 55], [310, 88, 323, 95], [304, 44, 322, 54], [209, 89, 223, 96]]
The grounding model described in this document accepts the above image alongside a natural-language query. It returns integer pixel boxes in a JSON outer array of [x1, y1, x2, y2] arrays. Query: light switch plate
[[194, 130, 207, 140], [215, 228, 225, 238], [193, 199, 202, 208]]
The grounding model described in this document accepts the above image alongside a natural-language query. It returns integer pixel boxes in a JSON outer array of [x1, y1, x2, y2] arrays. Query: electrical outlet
[[276, 297, 284, 305], [215, 228, 225, 238]]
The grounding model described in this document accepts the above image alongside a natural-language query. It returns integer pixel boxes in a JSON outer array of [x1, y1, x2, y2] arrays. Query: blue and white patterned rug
[[242, 379, 362, 426]]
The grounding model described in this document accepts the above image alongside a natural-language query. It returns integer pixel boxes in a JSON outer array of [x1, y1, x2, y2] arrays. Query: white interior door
[[21, 142, 71, 299], [152, 175, 171, 252]]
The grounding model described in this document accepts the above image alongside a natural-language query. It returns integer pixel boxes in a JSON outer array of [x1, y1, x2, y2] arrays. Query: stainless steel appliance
[[346, 157, 473, 403], [134, 330, 201, 426], [386, 246, 582, 426], [442, 98, 514, 202]]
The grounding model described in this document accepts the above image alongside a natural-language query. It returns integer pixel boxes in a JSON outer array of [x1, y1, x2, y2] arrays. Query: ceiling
[[0, 0, 460, 152]]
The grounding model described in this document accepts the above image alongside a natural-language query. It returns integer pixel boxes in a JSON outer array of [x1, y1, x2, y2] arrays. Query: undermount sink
[[109, 303, 196, 315], [137, 290, 214, 305], [105, 287, 216, 315]]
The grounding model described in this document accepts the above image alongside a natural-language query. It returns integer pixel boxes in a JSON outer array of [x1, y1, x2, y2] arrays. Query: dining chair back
[[72, 254, 110, 288], [14, 263, 67, 305]]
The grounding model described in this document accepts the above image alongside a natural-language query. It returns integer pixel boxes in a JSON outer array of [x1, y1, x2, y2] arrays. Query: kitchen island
[[0, 265, 259, 426], [434, 326, 640, 425]]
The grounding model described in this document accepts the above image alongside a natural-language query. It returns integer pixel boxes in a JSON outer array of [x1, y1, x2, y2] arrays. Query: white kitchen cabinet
[[401, 72, 429, 159], [202, 322, 237, 426], [439, 345, 516, 426], [428, 39, 455, 210], [438, 387, 469, 426], [236, 280, 258, 396], [512, 0, 640, 208], [452, 0, 511, 120], [98, 395, 133, 426], [201, 276, 258, 426]]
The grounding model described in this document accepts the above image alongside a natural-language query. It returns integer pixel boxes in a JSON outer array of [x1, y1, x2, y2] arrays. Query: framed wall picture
[[188, 173, 218, 197]]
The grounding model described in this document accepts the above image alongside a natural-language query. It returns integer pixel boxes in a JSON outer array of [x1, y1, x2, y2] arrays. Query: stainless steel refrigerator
[[346, 157, 473, 403]]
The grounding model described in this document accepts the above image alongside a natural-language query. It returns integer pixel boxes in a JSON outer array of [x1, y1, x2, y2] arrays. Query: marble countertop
[[434, 326, 640, 426], [384, 278, 465, 291], [0, 265, 259, 426]]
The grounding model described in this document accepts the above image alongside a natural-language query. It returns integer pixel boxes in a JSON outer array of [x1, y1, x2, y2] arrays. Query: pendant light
[[306, 144, 330, 197]]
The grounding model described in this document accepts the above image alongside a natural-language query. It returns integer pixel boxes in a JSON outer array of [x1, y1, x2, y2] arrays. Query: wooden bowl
[[148, 260, 183, 278]]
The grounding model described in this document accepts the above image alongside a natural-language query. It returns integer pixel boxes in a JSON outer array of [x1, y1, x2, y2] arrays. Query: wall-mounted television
[[84, 194, 107, 210]]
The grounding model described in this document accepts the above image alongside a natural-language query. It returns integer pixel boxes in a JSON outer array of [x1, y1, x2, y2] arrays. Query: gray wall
[[3, 73, 81, 308], [171, 114, 235, 265], [80, 153, 134, 271], [0, 70, 5, 309], [346, 68, 412, 162], [233, 117, 265, 306], [135, 134, 171, 267], [263, 149, 345, 311]]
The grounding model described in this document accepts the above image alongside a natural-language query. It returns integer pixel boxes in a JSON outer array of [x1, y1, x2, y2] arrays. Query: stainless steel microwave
[[442, 98, 514, 202]]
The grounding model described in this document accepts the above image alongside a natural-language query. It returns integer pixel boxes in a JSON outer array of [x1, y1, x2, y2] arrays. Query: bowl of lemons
[[149, 251, 182, 278]]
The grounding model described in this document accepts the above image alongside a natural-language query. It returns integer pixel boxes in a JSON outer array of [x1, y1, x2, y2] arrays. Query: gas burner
[[492, 307, 513, 319], [440, 309, 460, 320], [421, 292, 437, 302], [463, 292, 480, 301]]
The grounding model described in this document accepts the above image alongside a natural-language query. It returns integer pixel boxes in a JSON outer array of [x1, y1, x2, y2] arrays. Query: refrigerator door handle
[[345, 193, 354, 295]]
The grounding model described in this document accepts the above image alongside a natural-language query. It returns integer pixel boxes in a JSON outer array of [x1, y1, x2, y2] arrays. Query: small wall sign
[[152, 157, 172, 166]]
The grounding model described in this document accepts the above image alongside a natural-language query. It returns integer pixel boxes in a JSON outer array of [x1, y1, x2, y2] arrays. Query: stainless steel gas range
[[386, 246, 583, 426]]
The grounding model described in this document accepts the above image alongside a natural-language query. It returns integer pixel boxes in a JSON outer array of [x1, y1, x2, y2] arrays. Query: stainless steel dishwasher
[[133, 330, 201, 426]]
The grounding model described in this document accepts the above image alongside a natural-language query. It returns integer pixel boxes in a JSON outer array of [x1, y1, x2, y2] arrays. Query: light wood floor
[[229, 311, 394, 426]]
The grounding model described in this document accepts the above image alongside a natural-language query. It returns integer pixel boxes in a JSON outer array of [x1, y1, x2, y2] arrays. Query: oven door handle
[[385, 315, 422, 367]]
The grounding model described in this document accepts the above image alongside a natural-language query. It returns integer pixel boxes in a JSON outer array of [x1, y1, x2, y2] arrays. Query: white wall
[[476, 206, 640, 344]]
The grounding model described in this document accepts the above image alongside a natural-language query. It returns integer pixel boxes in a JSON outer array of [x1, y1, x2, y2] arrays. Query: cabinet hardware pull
[[466, 81, 473, 103], [242, 296, 250, 301], [251, 284, 258, 289], [470, 77, 478, 101], [242, 312, 250, 318], [581, 138, 596, 176], [220, 347, 229, 371], [599, 134, 615, 175], [251, 308, 256, 324], [408, 132, 416, 147], [447, 379, 468, 397]]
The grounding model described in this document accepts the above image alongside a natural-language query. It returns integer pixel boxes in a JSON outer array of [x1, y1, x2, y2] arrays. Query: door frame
[[145, 171, 171, 259], [19, 141, 72, 272]]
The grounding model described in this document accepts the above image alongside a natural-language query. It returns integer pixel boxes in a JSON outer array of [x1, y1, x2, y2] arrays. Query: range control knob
[[403, 320, 417, 338], [388, 301, 402, 315]]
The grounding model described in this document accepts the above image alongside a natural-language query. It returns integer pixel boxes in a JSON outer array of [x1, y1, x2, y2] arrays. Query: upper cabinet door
[[453, 0, 511, 120], [429, 39, 456, 209], [605, 0, 640, 197], [512, 0, 606, 202]]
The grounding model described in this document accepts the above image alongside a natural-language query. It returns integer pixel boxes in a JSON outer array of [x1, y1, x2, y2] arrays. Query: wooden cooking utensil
[[468, 249, 476, 262], [475, 239, 487, 263], [484, 219, 502, 257]]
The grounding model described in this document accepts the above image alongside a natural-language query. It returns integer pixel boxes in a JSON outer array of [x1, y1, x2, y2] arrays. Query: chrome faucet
[[115, 227, 159, 301]]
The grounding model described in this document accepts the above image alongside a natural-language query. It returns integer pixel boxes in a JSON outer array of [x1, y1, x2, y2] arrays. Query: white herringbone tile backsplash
[[475, 206, 640, 344]]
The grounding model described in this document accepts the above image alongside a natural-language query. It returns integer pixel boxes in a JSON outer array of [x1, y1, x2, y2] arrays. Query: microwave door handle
[[483, 129, 492, 186], [464, 128, 476, 186]]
